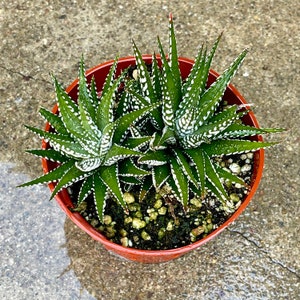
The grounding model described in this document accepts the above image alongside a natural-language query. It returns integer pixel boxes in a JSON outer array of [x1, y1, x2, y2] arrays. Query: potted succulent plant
[[20, 15, 283, 263]]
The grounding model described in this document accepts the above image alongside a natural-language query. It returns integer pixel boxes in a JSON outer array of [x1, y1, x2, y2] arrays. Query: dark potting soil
[[69, 153, 253, 250]]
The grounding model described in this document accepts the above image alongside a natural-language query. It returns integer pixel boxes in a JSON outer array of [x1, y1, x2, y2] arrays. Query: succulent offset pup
[[21, 15, 283, 248]]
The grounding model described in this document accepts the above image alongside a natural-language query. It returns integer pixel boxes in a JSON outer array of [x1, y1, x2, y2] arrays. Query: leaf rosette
[[20, 14, 284, 222]]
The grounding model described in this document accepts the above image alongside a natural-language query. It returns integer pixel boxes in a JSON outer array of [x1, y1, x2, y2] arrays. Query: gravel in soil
[[69, 152, 253, 250]]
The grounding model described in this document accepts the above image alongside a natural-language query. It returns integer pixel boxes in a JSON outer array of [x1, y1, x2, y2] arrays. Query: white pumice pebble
[[241, 164, 252, 173], [229, 163, 241, 174]]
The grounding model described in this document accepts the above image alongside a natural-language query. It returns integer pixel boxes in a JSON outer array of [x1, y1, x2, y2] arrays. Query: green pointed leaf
[[75, 157, 102, 172], [132, 40, 156, 104], [26, 149, 69, 163], [93, 172, 109, 222], [152, 164, 170, 189], [139, 175, 153, 202], [113, 102, 160, 143], [43, 76, 100, 156], [176, 34, 222, 126], [97, 72, 123, 132], [89, 76, 99, 110], [39, 107, 69, 136], [175, 41, 220, 132], [151, 54, 163, 102], [179, 37, 217, 118], [53, 75, 100, 155], [50, 164, 88, 199], [201, 139, 278, 156], [159, 126, 176, 145], [195, 49, 248, 127], [52, 75, 85, 139], [99, 122, 117, 158], [138, 150, 168, 166], [185, 148, 206, 197], [157, 36, 181, 127], [214, 163, 246, 186], [173, 149, 198, 187], [18, 160, 75, 188], [202, 150, 228, 201], [129, 125, 143, 138], [200, 33, 222, 93], [182, 105, 239, 143], [206, 105, 238, 124], [25, 125, 91, 159], [101, 56, 118, 98], [127, 85, 149, 107], [77, 175, 94, 205], [115, 90, 132, 118], [78, 57, 100, 137], [103, 144, 142, 166], [216, 123, 285, 139], [180, 133, 209, 149], [181, 44, 205, 96], [205, 180, 227, 204], [149, 132, 167, 150], [168, 13, 181, 92], [127, 88, 163, 129], [169, 156, 189, 208], [98, 164, 127, 210], [122, 136, 152, 150], [119, 158, 150, 177]]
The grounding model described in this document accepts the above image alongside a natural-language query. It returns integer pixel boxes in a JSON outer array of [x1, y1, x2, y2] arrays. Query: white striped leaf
[[77, 175, 94, 205], [132, 40, 156, 104], [202, 150, 228, 201], [18, 160, 75, 188], [123, 136, 152, 150], [113, 102, 160, 143], [139, 176, 153, 202], [152, 164, 170, 189], [169, 156, 189, 209], [172, 149, 198, 187], [215, 123, 285, 140], [185, 148, 206, 197], [25, 125, 91, 159], [39, 107, 69, 136], [103, 144, 142, 166], [78, 57, 100, 138], [194, 49, 248, 129], [138, 150, 168, 166], [214, 163, 246, 186], [201, 139, 278, 157], [93, 172, 109, 222], [98, 164, 127, 210], [168, 14, 181, 93], [75, 157, 102, 172], [25, 149, 69, 163], [50, 164, 90, 200], [96, 70, 124, 132], [119, 158, 150, 177]]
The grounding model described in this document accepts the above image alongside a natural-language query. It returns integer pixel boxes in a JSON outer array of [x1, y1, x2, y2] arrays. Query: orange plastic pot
[[42, 56, 264, 263]]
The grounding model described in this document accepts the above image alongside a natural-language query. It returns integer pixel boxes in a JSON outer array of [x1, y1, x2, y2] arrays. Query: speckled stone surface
[[0, 1, 299, 299]]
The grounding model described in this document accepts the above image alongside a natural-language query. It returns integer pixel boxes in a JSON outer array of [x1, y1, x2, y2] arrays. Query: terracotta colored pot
[[42, 56, 264, 263]]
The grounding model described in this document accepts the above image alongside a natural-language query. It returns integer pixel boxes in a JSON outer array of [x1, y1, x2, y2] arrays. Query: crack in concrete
[[0, 65, 51, 85], [227, 228, 300, 279]]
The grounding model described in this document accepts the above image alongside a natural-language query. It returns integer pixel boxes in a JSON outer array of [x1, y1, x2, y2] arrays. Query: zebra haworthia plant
[[20, 57, 157, 221], [127, 15, 283, 211], [21, 14, 283, 223]]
